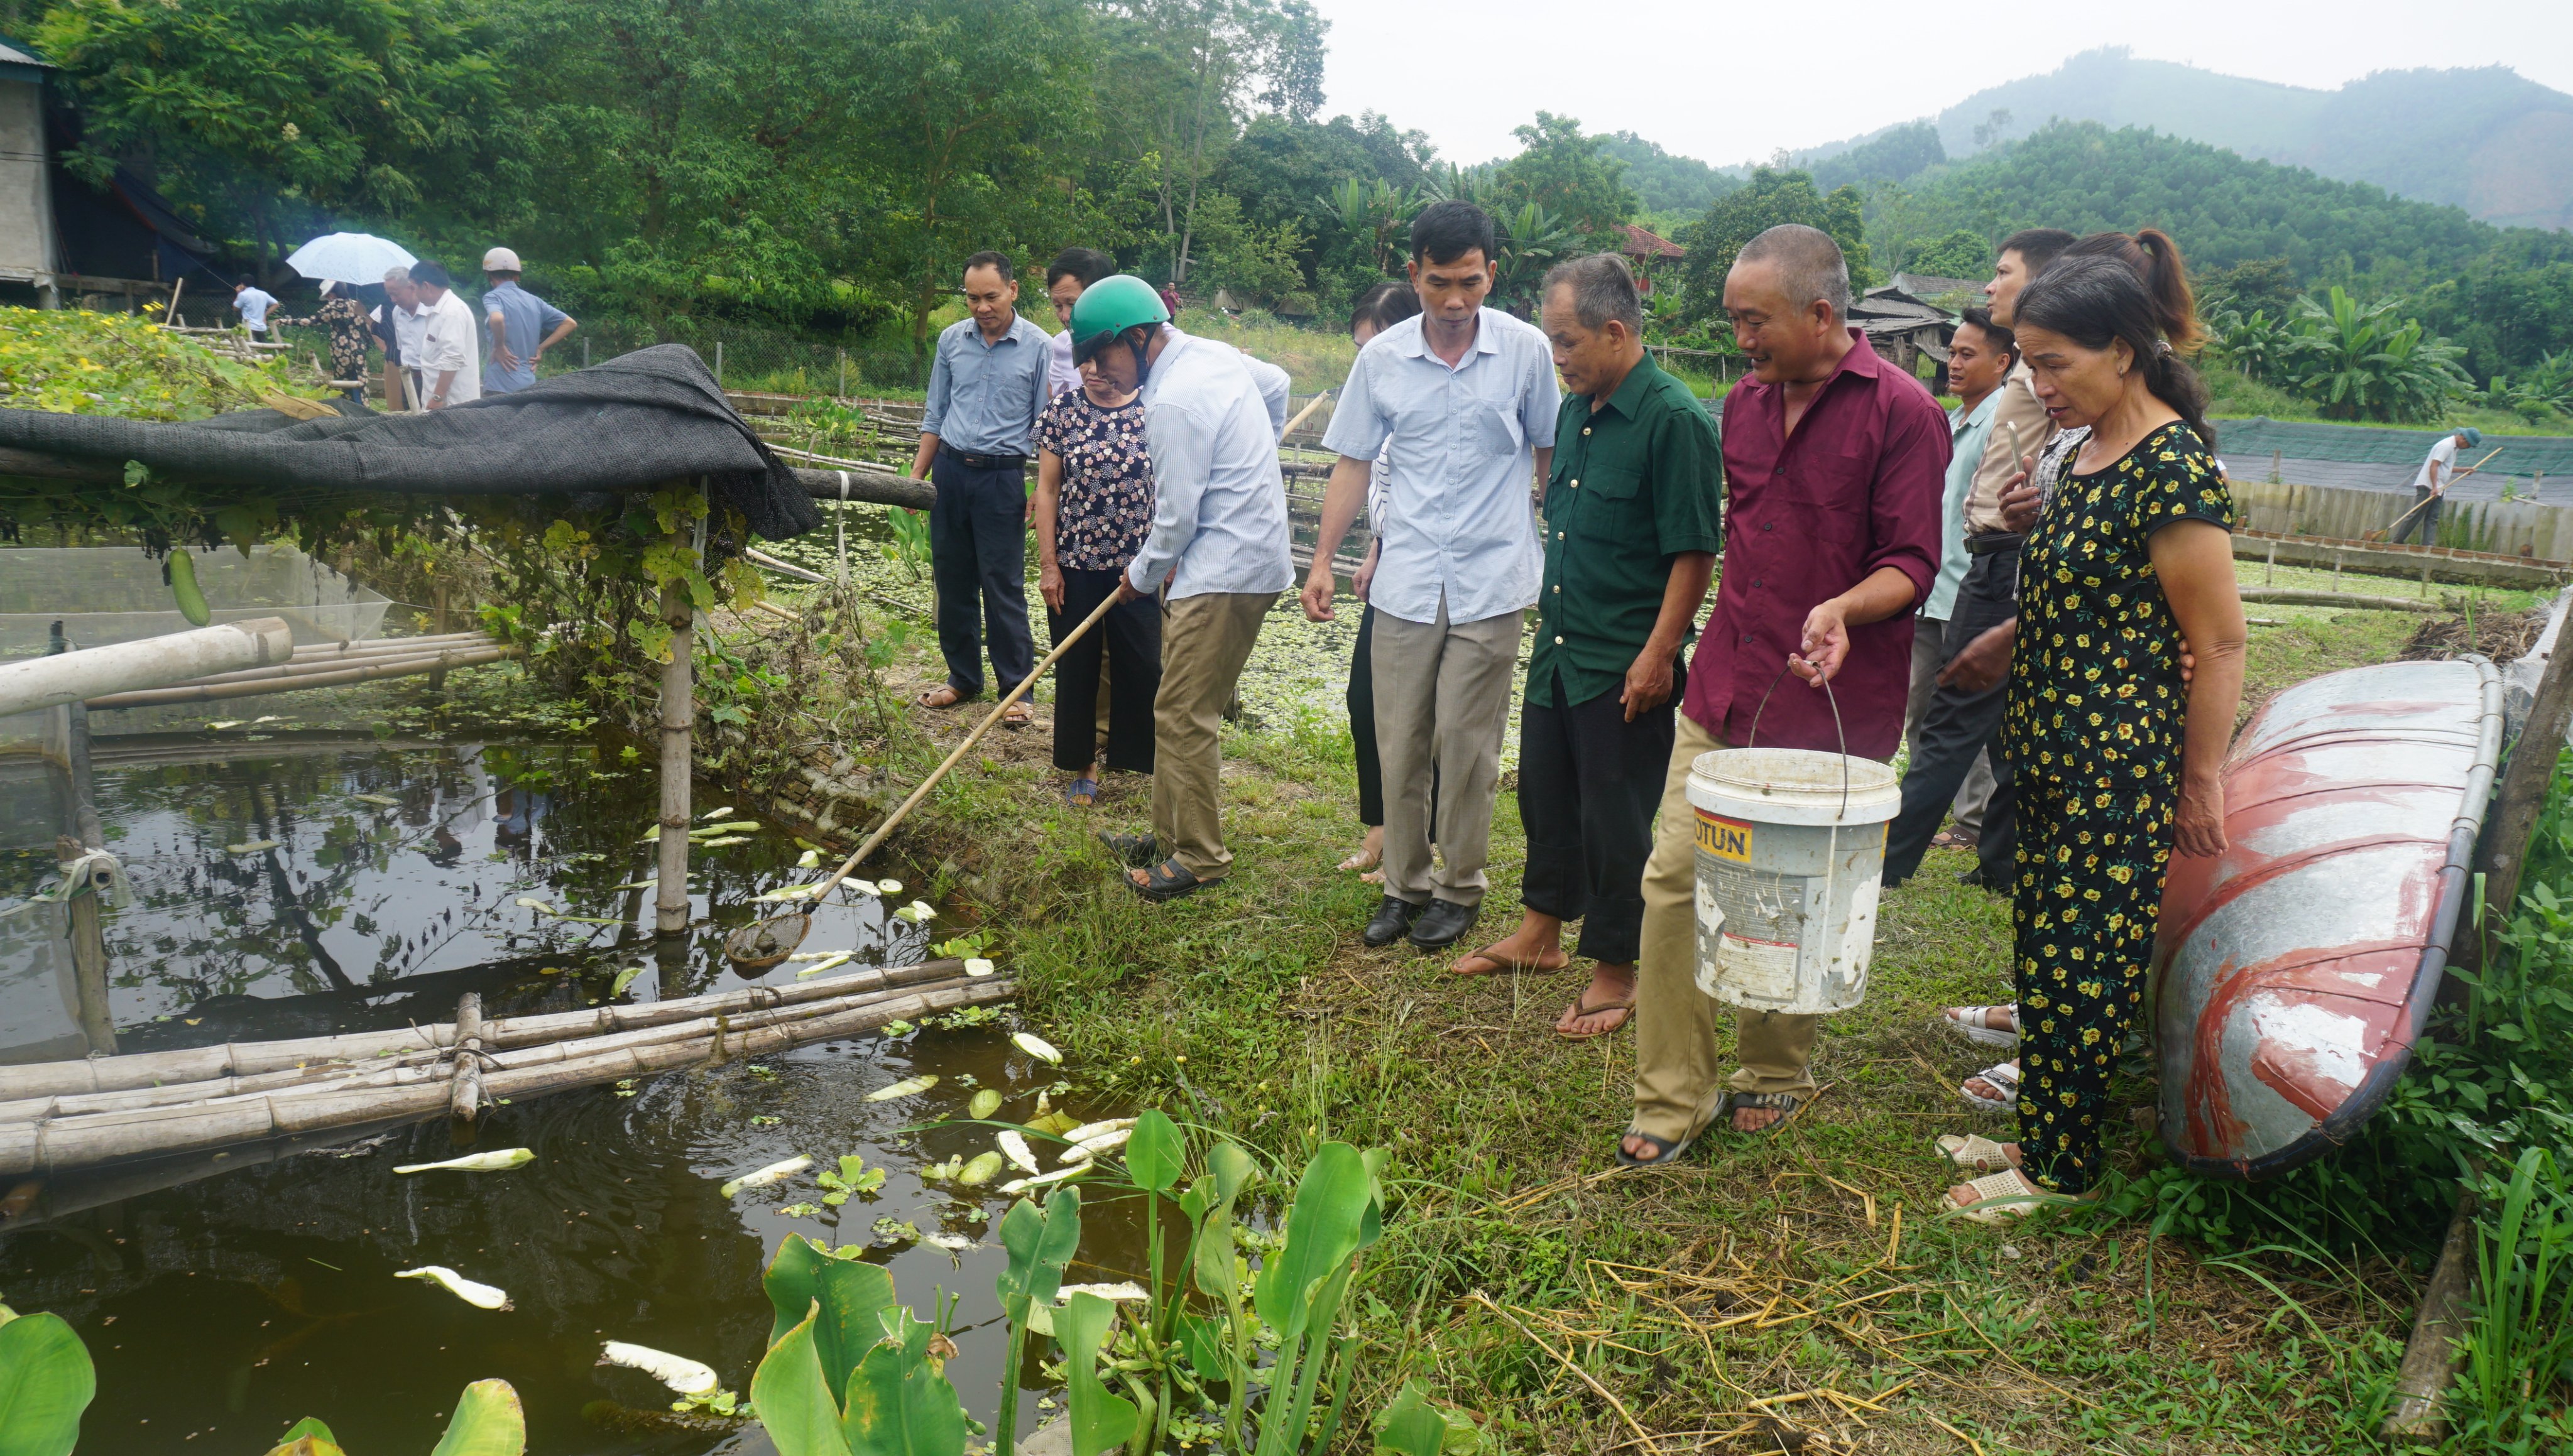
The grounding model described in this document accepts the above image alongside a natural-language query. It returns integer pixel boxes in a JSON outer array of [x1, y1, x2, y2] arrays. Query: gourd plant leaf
[[425, 1379, 527, 1456], [995, 1186, 1082, 1319], [1124, 1109, 1186, 1194], [751, 1305, 858, 1456], [840, 1307, 968, 1456], [1056, 1291, 1140, 1456], [1372, 1380, 1447, 1456], [809, 1252, 900, 1411], [1252, 1141, 1374, 1345], [0, 1312, 95, 1456]]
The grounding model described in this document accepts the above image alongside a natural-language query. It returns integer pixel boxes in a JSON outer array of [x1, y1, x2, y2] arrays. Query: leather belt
[[1965, 533, 2022, 556], [939, 447, 1027, 470]]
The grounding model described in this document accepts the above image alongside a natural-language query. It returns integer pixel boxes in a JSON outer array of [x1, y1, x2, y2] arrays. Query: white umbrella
[[284, 232, 418, 286]]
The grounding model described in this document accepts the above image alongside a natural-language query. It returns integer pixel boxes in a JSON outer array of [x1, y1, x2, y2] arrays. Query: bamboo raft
[[0, 959, 1008, 1177]]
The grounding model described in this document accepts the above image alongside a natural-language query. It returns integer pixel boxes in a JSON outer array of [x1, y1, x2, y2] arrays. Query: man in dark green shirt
[[1450, 255, 1722, 1041]]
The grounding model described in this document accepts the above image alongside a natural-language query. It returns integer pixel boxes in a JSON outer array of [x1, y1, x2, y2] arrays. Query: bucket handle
[[1743, 662, 1852, 820]]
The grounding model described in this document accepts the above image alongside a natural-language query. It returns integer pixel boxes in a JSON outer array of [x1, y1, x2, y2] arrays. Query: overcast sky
[[1304, 0, 2573, 168]]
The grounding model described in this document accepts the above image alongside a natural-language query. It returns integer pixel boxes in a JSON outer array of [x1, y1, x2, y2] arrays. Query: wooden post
[[56, 836, 115, 1058], [655, 570, 695, 938], [449, 992, 484, 1122], [2384, 1189, 2480, 1440], [2265, 540, 2276, 586], [714, 340, 724, 385], [2472, 599, 2573, 946]]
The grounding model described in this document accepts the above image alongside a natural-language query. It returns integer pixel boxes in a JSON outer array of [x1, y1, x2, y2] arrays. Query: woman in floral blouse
[[275, 282, 376, 404], [1033, 348, 1162, 804], [1935, 247, 2246, 1222]]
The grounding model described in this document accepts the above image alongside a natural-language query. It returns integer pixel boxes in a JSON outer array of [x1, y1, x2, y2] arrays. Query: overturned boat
[[2154, 656, 2504, 1180]]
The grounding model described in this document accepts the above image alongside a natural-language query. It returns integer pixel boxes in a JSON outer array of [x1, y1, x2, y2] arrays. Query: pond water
[[0, 732, 1134, 1452]]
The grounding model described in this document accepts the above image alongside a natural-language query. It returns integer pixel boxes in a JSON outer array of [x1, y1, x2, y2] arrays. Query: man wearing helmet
[[478, 247, 576, 395], [1069, 275, 1294, 901]]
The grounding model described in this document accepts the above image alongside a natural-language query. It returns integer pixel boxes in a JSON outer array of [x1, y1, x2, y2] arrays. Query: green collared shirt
[[1529, 355, 1724, 709]]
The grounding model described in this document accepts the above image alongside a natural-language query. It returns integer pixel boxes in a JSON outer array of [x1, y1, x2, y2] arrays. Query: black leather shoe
[[1362, 895, 1424, 947], [1406, 898, 1479, 951]]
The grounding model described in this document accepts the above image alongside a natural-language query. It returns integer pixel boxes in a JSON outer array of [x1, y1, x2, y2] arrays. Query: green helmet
[[1068, 274, 1170, 366]]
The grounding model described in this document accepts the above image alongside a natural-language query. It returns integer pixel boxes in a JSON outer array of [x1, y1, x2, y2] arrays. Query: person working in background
[[910, 251, 1052, 725], [1306, 200, 1561, 955], [408, 262, 481, 410], [374, 266, 425, 411], [1335, 280, 1424, 884], [1071, 276, 1294, 901], [1884, 307, 2016, 885], [480, 247, 576, 395], [1619, 224, 1945, 1164], [231, 277, 278, 340], [2393, 426, 2482, 545], [1450, 254, 1719, 1046], [1046, 247, 1118, 399]]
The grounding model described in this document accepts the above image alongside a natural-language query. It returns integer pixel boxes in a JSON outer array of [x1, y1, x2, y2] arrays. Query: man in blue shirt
[[478, 247, 576, 394], [231, 276, 278, 339], [1306, 202, 1561, 952], [910, 251, 1054, 724]]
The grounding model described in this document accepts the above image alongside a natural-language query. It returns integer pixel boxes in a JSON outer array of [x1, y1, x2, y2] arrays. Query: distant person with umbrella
[[284, 232, 422, 409], [478, 247, 576, 394], [275, 282, 374, 404]]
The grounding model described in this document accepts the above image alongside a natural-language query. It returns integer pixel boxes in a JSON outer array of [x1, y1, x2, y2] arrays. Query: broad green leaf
[[751, 1307, 857, 1456], [1253, 1142, 1374, 1344], [1373, 1380, 1447, 1456], [275, 1420, 337, 1445], [1191, 1141, 1259, 1300], [1172, 1310, 1231, 1384], [809, 1255, 900, 1410], [1056, 1292, 1139, 1456], [261, 1440, 345, 1456], [1125, 1109, 1186, 1194], [765, 1233, 832, 1347], [426, 1379, 525, 1456], [0, 1312, 95, 1456], [995, 1187, 1081, 1318], [840, 1308, 968, 1456]]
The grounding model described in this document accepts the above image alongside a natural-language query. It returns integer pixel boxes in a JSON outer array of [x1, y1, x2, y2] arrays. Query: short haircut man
[[376, 266, 422, 410], [407, 261, 481, 409], [1046, 247, 1115, 290], [1044, 247, 1117, 398], [910, 249, 1053, 715], [1620, 222, 1946, 1158], [230, 274, 278, 339], [1306, 198, 1563, 953]]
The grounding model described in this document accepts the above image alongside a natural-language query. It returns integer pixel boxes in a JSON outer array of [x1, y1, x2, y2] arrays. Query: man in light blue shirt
[[1304, 202, 1560, 952], [478, 247, 576, 394], [1067, 275, 1293, 901], [909, 250, 1054, 721], [231, 277, 278, 339]]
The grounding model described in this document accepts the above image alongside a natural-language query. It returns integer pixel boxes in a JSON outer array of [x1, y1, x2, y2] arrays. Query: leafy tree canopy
[[1674, 168, 1875, 324], [1597, 131, 1743, 215], [1489, 113, 1637, 240], [1806, 121, 1945, 193], [1903, 229, 1991, 281]]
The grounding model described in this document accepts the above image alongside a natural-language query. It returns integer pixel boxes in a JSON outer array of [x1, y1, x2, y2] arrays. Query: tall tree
[[1673, 167, 1874, 324], [1491, 113, 1637, 241]]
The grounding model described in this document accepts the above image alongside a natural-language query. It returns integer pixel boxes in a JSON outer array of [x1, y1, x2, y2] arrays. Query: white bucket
[[1687, 747, 1902, 1015]]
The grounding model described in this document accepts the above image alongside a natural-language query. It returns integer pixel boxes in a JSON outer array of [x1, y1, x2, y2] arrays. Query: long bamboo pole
[[119, 645, 510, 692], [656, 563, 694, 936], [84, 647, 514, 709]]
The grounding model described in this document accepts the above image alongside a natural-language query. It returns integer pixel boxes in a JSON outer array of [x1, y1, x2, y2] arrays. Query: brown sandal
[[1553, 992, 1633, 1040], [1449, 942, 1570, 977], [917, 685, 966, 709]]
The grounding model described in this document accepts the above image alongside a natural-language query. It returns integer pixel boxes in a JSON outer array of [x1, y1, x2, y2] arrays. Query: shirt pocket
[[1781, 447, 1872, 545], [1475, 403, 1527, 459]]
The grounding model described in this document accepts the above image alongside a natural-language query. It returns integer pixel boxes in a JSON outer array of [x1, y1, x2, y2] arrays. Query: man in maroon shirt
[[1620, 224, 1947, 1163]]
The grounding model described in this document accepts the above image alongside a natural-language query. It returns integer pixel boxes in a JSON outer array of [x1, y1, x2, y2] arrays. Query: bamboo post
[[655, 553, 696, 940], [2384, 1190, 2481, 1439], [55, 837, 114, 1058], [2471, 598, 2573, 948], [715, 340, 724, 384], [449, 992, 484, 1122], [2265, 540, 2276, 586]]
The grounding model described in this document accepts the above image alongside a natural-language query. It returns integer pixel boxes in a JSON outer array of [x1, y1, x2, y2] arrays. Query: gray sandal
[[1720, 1090, 1806, 1135]]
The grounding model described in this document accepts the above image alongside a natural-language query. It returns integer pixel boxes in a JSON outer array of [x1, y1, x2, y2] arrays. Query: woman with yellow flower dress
[[1935, 244, 2248, 1220]]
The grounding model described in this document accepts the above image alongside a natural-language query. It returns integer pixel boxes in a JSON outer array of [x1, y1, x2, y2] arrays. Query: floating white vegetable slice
[[226, 840, 281, 855], [893, 900, 937, 923], [1057, 1282, 1148, 1303], [395, 1148, 534, 1175], [787, 948, 854, 961], [964, 957, 996, 977], [396, 1266, 511, 1310], [513, 896, 554, 913], [1062, 1128, 1132, 1164], [718, 1155, 812, 1198], [968, 1089, 1003, 1120], [699, 835, 750, 847], [797, 849, 821, 868], [598, 1340, 719, 1396], [754, 883, 826, 902], [877, 879, 903, 894], [700, 806, 736, 821], [1012, 1033, 1063, 1066], [794, 952, 853, 979], [1062, 1117, 1135, 1145], [866, 1074, 939, 1102], [351, 793, 401, 807], [997, 1164, 1093, 1195], [997, 1131, 1041, 1175], [922, 1233, 974, 1253]]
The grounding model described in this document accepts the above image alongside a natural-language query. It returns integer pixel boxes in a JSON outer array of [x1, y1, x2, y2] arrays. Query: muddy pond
[[0, 729, 1140, 1452]]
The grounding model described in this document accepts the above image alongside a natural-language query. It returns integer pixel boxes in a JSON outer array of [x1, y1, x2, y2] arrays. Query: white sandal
[[1960, 1060, 2019, 1112], [1941, 1004, 2019, 1048], [1947, 1169, 2050, 1225], [1935, 1133, 2016, 1171]]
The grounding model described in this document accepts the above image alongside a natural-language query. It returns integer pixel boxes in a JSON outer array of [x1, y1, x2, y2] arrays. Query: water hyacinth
[[865, 1075, 939, 1102], [598, 1340, 719, 1396], [394, 1148, 535, 1175], [718, 1155, 812, 1198], [1012, 1032, 1063, 1066], [396, 1266, 511, 1310]]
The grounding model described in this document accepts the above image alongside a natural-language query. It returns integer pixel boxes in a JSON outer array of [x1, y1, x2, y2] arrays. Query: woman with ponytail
[[1935, 253, 2247, 1221]]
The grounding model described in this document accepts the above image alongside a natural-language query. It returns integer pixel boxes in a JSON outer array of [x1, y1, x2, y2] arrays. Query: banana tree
[[1316, 178, 1419, 277], [1490, 203, 1575, 313], [2279, 286, 2469, 422]]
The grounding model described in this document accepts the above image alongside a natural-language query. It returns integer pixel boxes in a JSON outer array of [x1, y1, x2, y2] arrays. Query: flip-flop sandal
[[1935, 1133, 2017, 1171], [1942, 1004, 2019, 1048], [1000, 702, 1032, 727], [916, 686, 966, 709], [1719, 1090, 1805, 1134], [1127, 857, 1211, 903], [1960, 1060, 2021, 1112], [1930, 830, 1979, 849], [1061, 778, 1099, 807], [1553, 992, 1634, 1040], [1335, 850, 1381, 872], [1614, 1127, 1696, 1168], [1451, 942, 1571, 977], [1096, 830, 1158, 868]]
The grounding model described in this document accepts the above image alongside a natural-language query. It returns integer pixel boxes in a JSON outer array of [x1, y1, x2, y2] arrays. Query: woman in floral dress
[[1937, 247, 2248, 1221], [1033, 347, 1162, 803], [276, 282, 375, 404]]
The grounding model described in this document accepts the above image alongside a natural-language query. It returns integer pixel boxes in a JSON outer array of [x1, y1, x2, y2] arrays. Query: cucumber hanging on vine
[[167, 547, 211, 626]]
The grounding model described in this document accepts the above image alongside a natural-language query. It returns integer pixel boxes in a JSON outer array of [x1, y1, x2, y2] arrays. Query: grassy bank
[[731, 537, 2507, 1450]]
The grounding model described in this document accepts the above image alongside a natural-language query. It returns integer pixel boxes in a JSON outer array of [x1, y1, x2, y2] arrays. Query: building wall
[[0, 75, 56, 275]]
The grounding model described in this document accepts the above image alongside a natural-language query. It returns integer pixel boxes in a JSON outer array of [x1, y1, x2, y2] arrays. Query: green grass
[[747, 568, 2454, 1450]]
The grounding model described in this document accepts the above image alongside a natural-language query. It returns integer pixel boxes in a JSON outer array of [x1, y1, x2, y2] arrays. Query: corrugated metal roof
[[0, 35, 55, 72]]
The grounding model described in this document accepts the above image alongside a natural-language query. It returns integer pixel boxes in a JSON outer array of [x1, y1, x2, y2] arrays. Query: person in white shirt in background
[[1044, 247, 1116, 399], [2392, 425, 2483, 545], [407, 261, 482, 410], [1334, 280, 1424, 884], [371, 266, 428, 411], [231, 276, 278, 340]]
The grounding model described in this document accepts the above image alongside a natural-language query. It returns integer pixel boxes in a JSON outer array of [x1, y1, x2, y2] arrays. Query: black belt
[[1965, 532, 2022, 556], [939, 447, 1027, 470]]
